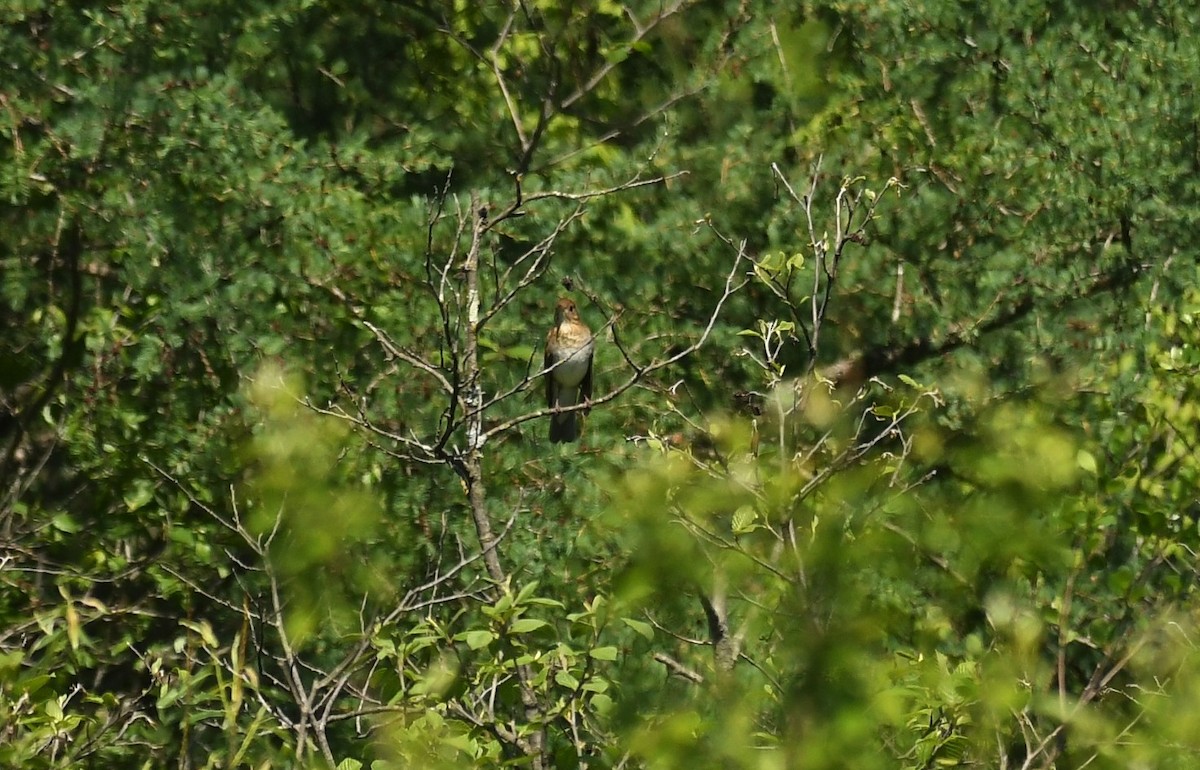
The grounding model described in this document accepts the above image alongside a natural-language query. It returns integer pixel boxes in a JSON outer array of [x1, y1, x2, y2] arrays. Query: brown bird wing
[[544, 331, 556, 410], [580, 348, 593, 410]]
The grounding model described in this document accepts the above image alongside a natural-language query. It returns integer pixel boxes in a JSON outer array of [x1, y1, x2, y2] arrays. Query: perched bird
[[544, 297, 595, 443]]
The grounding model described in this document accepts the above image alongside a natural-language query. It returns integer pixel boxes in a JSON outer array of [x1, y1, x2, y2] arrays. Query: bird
[[544, 297, 595, 443]]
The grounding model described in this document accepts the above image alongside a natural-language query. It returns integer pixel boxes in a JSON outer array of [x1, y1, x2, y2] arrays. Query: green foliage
[[5, 0, 1200, 768], [603, 359, 1200, 768]]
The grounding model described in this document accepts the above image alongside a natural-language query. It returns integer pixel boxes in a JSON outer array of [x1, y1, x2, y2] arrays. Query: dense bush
[[3, 2, 1200, 768]]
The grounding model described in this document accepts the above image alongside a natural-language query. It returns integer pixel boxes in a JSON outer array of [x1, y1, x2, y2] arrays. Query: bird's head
[[554, 297, 580, 325]]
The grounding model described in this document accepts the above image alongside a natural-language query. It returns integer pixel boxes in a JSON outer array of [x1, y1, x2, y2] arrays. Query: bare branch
[[653, 652, 704, 683], [481, 239, 748, 441]]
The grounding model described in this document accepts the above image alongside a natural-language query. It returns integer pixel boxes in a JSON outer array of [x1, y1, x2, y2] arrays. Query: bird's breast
[[552, 342, 593, 388]]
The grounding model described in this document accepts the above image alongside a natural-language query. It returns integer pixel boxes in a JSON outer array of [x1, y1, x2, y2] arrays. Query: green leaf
[[373, 638, 396, 660], [555, 670, 580, 689], [123, 482, 155, 512], [443, 733, 475, 754], [515, 580, 541, 604], [336, 760, 363, 770], [1076, 449, 1098, 475], [463, 630, 495, 650], [179, 619, 219, 648], [588, 646, 619, 661], [621, 617, 654, 640], [0, 651, 21, 675], [509, 618, 549, 634], [590, 693, 613, 714], [158, 684, 181, 710], [64, 599, 81, 651], [51, 512, 81, 533], [35, 611, 56, 635], [731, 505, 758, 535]]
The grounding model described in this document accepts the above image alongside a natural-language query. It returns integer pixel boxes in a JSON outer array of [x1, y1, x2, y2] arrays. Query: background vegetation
[[4, 1, 1200, 768]]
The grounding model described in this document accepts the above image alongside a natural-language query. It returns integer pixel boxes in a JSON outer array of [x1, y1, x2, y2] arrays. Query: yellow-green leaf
[[589, 646, 619, 661]]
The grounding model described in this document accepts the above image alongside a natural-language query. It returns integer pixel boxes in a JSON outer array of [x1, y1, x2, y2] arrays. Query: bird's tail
[[549, 389, 580, 443], [549, 411, 579, 443]]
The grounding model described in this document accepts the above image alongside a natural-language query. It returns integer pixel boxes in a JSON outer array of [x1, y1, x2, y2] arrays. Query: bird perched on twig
[[544, 297, 595, 443]]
